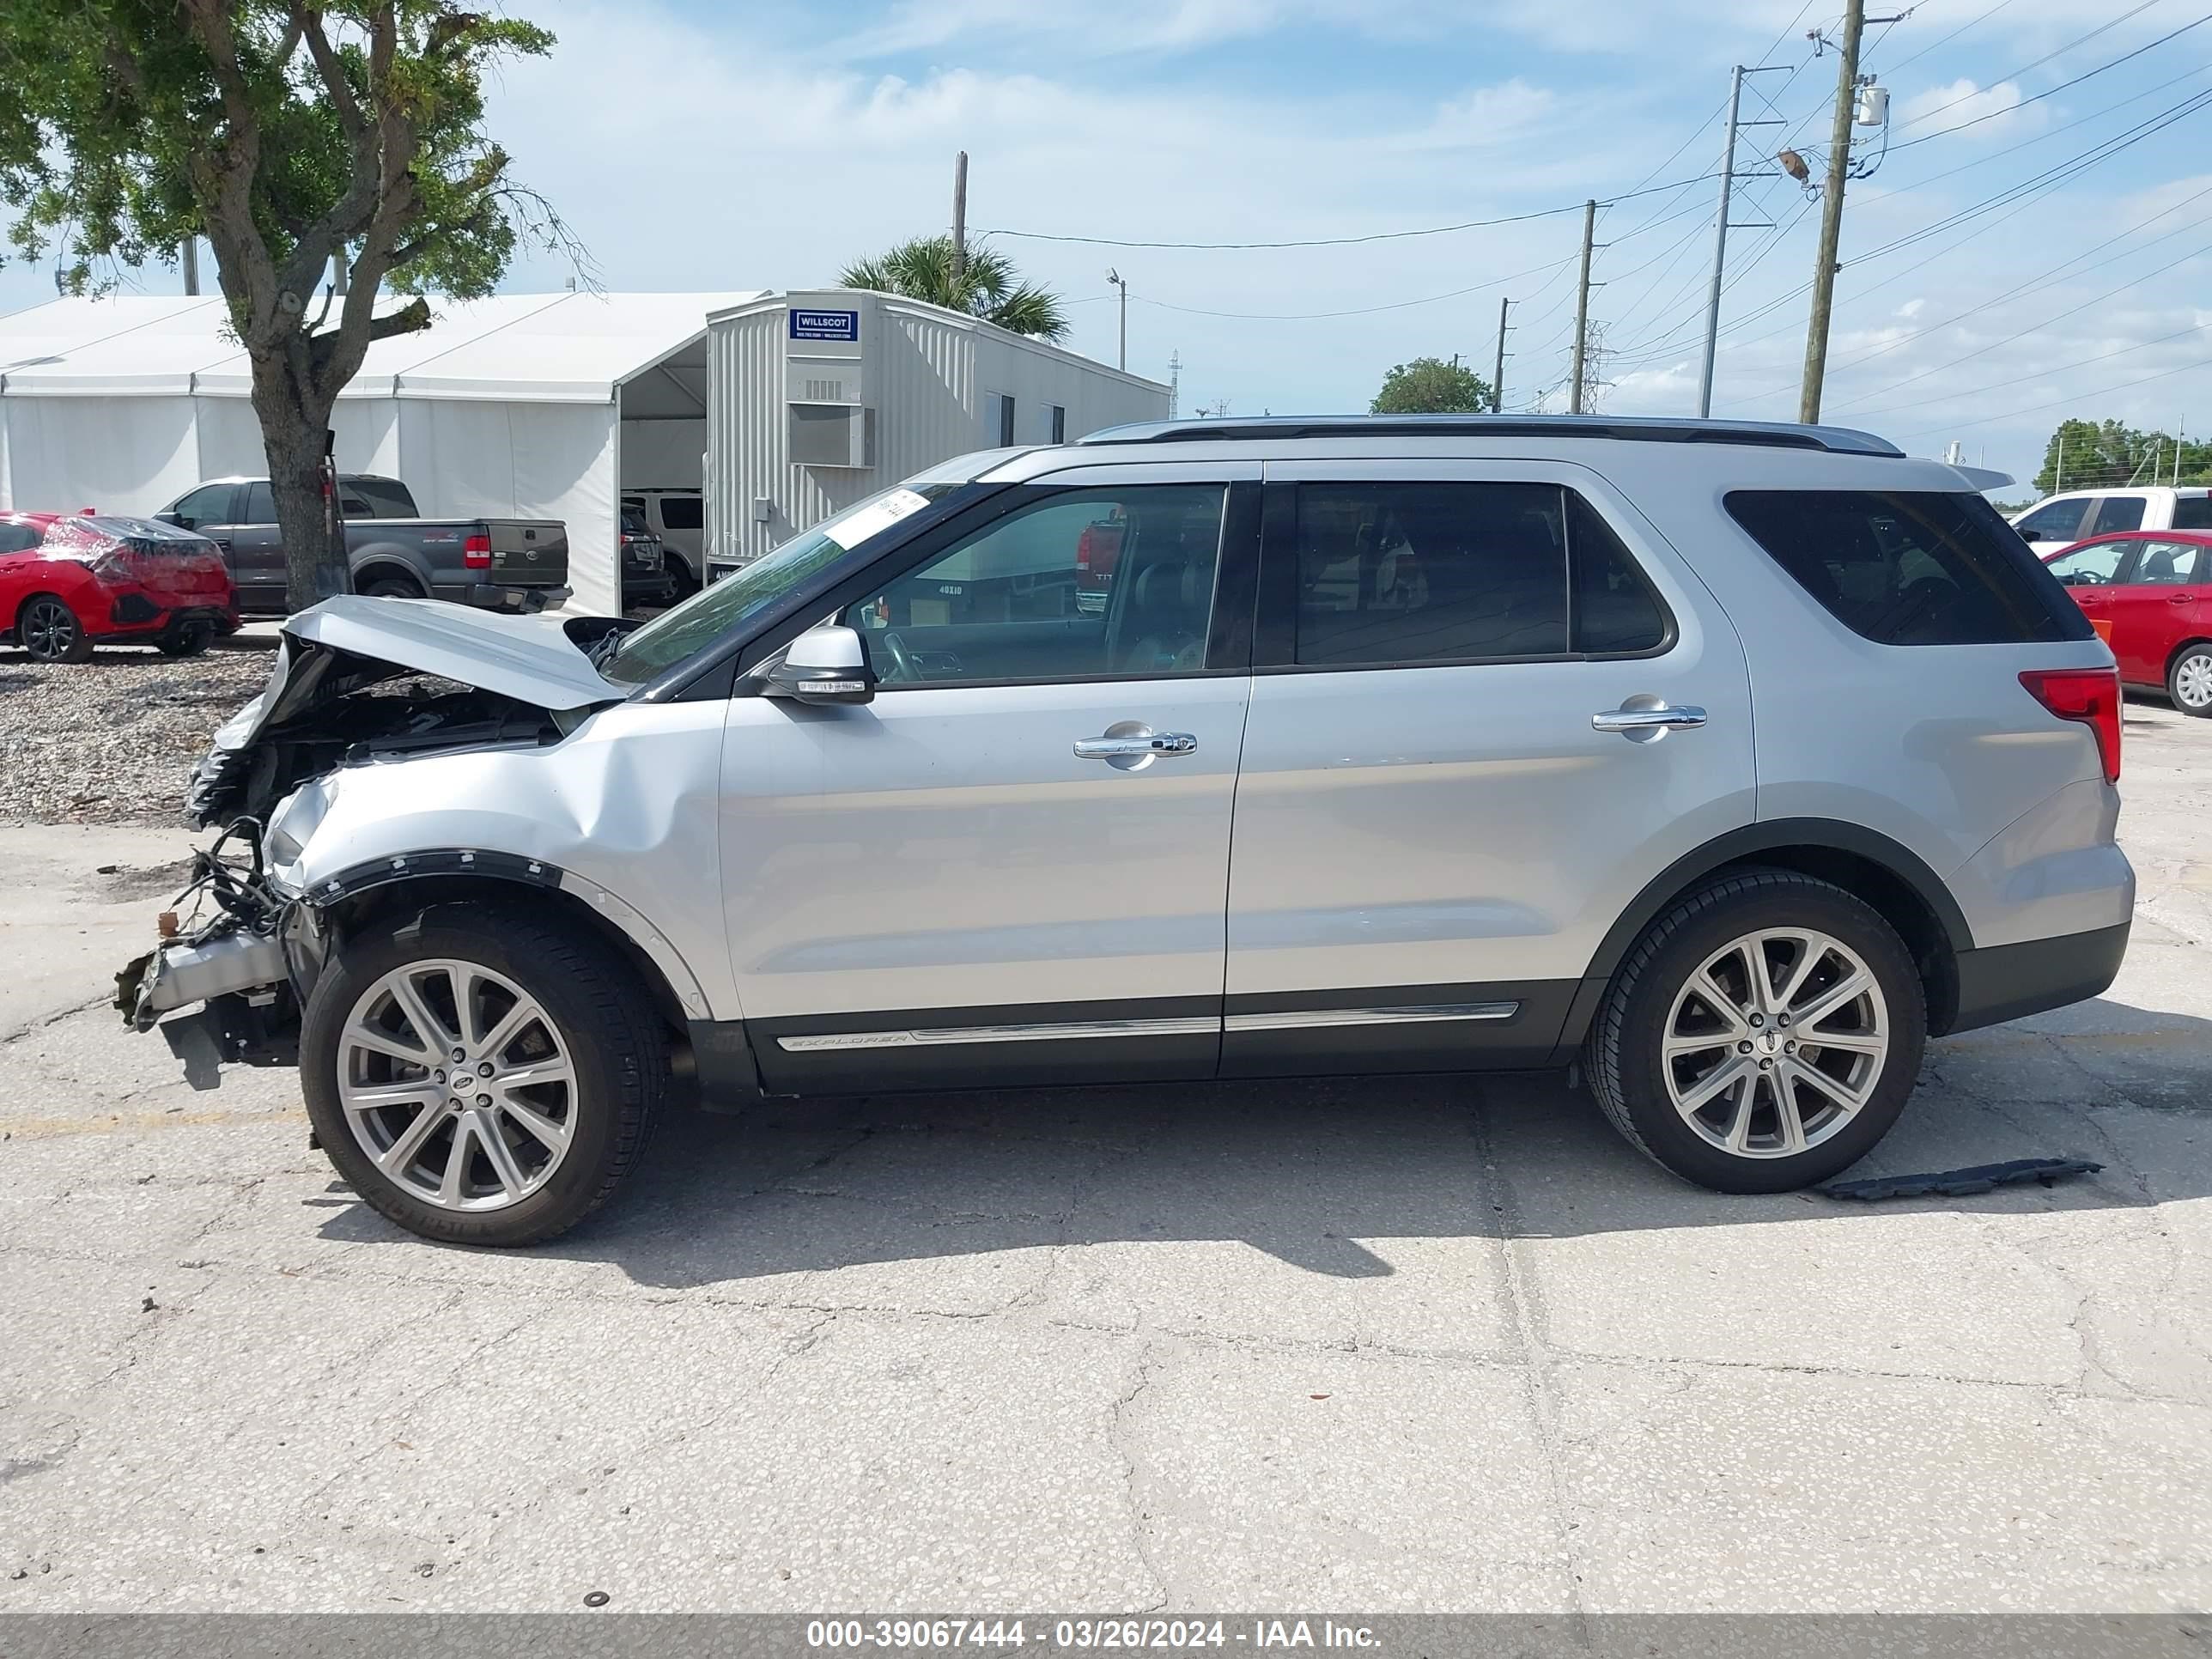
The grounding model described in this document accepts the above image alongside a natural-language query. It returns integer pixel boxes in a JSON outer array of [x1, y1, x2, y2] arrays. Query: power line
[[1890, 11, 2212, 151], [1879, 0, 2019, 76], [1844, 319, 2212, 419], [1648, 83, 2212, 370], [977, 172, 1720, 251], [1890, 353, 2212, 440], [1893, 0, 2166, 131], [1122, 253, 1577, 321]]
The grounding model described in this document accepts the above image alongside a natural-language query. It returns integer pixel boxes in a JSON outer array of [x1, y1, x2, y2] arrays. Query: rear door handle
[[1074, 732, 1198, 759], [1592, 703, 1707, 735], [2170, 592, 2193, 604]]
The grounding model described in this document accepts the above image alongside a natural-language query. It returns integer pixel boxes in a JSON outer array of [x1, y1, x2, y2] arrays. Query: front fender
[[276, 698, 735, 1019]]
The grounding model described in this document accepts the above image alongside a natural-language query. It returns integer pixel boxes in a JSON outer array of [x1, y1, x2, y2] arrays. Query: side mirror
[[156, 511, 190, 530], [765, 623, 875, 706]]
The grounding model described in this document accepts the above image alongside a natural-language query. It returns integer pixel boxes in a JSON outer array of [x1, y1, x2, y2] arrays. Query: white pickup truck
[[2009, 485, 2212, 553]]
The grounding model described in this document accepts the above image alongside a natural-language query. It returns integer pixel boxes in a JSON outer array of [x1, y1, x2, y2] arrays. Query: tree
[[840, 236, 1068, 340], [2033, 416, 2210, 495], [0, 2, 574, 610], [1371, 356, 1494, 414]]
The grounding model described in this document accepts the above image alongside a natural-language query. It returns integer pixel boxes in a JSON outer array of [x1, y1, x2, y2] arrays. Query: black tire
[[1583, 869, 1926, 1194], [666, 558, 701, 601], [301, 902, 668, 1246], [362, 577, 423, 599], [2166, 642, 2212, 718], [16, 594, 94, 663], [155, 619, 216, 658]]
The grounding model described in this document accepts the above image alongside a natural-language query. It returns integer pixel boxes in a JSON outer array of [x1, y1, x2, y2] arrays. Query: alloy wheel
[[337, 958, 578, 1212], [2176, 652, 2212, 711], [20, 598, 79, 661], [1661, 927, 1891, 1158]]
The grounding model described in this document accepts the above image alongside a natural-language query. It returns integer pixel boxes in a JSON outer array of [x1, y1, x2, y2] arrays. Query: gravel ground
[[0, 646, 273, 827]]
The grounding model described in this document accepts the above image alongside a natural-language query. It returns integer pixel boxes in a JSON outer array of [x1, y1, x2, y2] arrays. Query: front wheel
[[2168, 643, 2212, 718], [301, 903, 668, 1245], [1584, 870, 1926, 1194]]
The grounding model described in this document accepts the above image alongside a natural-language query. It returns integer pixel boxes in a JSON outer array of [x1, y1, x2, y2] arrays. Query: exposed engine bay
[[118, 596, 632, 1080]]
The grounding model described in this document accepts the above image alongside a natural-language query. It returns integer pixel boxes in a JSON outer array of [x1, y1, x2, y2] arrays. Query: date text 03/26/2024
[[804, 1620, 1381, 1650]]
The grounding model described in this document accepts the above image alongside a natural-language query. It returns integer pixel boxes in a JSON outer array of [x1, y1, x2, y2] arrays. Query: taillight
[[463, 532, 492, 570], [2020, 668, 2121, 784], [1075, 528, 1096, 571]]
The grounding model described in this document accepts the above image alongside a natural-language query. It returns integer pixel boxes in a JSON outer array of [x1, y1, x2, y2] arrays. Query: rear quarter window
[[1724, 490, 2092, 646], [2172, 495, 2212, 531]]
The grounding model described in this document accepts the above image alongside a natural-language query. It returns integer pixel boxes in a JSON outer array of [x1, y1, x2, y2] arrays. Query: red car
[[2044, 528, 2212, 716], [0, 512, 239, 663]]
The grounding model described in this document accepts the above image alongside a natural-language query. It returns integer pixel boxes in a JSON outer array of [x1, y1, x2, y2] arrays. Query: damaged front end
[[122, 596, 627, 1085], [113, 822, 319, 1087]]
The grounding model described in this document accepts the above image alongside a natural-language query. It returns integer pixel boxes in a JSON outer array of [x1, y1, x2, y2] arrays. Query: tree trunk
[[247, 347, 349, 613]]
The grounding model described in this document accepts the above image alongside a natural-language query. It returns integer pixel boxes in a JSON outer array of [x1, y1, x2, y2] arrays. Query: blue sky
[[6, 0, 2206, 487]]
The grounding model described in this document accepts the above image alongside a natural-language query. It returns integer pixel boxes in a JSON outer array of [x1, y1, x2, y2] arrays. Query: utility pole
[[180, 238, 199, 295], [1168, 349, 1182, 418], [1492, 295, 1510, 413], [1106, 268, 1127, 371], [1700, 69, 1746, 419], [951, 151, 969, 292], [1697, 66, 1784, 418], [1570, 199, 1597, 415], [1799, 0, 1868, 423]]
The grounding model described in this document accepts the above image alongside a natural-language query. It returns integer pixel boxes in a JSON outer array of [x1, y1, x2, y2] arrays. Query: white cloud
[[1894, 78, 2045, 143]]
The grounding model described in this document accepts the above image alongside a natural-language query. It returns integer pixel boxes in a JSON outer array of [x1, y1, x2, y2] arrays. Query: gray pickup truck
[[156, 474, 568, 616]]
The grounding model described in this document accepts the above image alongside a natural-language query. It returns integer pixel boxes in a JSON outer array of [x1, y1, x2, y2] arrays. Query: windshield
[[599, 481, 964, 685]]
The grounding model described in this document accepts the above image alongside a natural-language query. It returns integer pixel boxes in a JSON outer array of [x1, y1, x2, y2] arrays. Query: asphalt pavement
[[3, 701, 2209, 1613]]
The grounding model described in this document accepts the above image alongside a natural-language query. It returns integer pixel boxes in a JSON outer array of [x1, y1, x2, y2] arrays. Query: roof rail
[[1076, 413, 1903, 458]]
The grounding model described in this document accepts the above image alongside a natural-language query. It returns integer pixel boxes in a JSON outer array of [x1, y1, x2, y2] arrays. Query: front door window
[[841, 485, 1228, 684]]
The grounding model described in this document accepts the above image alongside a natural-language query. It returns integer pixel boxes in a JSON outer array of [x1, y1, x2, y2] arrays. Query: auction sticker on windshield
[[825, 489, 932, 550]]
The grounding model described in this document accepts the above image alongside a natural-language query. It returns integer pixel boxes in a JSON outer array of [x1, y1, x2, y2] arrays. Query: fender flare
[[1555, 818, 1973, 1055], [300, 848, 713, 1021]]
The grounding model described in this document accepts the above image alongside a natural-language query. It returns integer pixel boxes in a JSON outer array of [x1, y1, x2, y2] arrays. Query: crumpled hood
[[185, 596, 622, 829], [279, 595, 620, 710]]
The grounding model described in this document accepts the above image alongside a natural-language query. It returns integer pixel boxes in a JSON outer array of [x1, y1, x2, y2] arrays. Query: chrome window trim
[[1224, 1001, 1520, 1032]]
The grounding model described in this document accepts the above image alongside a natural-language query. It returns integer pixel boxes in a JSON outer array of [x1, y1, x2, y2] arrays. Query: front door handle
[[2170, 592, 2194, 605], [1075, 731, 1199, 759], [1592, 702, 1707, 736]]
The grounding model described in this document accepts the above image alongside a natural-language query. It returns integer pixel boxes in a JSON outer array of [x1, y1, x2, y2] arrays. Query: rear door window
[[1724, 490, 2092, 645], [241, 483, 276, 523], [1282, 482, 1668, 667], [0, 521, 45, 554], [346, 478, 417, 518], [655, 495, 703, 531], [1291, 482, 1569, 665], [2131, 540, 2203, 585], [2088, 495, 2148, 534], [2013, 498, 2090, 543]]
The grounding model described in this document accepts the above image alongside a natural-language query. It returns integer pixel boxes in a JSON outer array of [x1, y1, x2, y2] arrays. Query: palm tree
[[838, 235, 1069, 341]]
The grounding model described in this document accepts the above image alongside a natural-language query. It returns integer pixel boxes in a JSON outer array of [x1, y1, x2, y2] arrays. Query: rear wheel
[[301, 903, 667, 1246], [1584, 870, 1925, 1194], [16, 595, 93, 663], [666, 558, 701, 601], [362, 576, 423, 599], [155, 618, 216, 658], [2167, 643, 2212, 717]]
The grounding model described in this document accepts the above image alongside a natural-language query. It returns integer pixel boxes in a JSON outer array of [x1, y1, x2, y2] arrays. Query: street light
[[1105, 268, 1127, 372]]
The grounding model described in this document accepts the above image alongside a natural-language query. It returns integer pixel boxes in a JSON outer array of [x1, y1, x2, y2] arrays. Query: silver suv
[[120, 416, 2135, 1246]]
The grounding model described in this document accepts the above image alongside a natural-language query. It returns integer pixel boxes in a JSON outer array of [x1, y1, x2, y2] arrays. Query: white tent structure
[[0, 290, 759, 613]]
